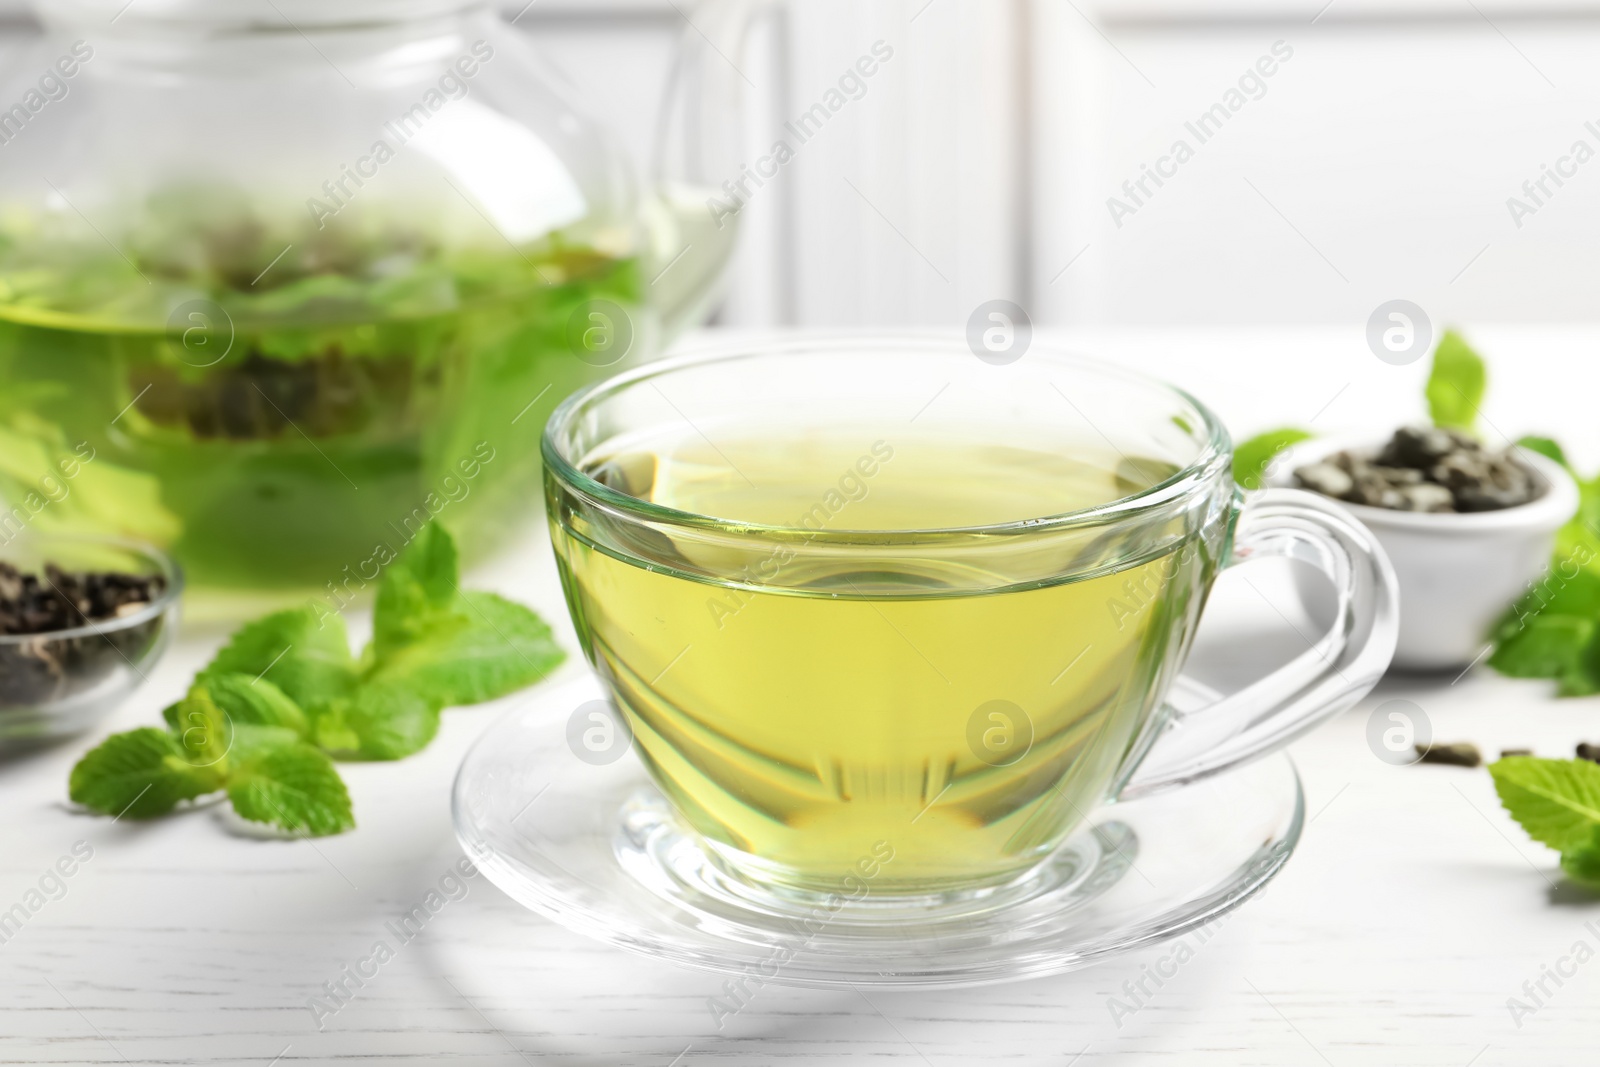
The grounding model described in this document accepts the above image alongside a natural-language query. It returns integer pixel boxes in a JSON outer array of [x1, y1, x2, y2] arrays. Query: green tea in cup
[[545, 339, 1396, 897]]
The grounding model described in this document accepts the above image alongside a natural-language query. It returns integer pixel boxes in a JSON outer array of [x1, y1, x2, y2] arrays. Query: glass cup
[[543, 337, 1397, 898]]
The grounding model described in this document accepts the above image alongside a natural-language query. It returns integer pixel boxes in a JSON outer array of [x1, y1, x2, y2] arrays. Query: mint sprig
[[1487, 467, 1600, 693], [68, 523, 564, 836], [1232, 428, 1312, 490], [1491, 757, 1600, 890], [1425, 330, 1487, 433]]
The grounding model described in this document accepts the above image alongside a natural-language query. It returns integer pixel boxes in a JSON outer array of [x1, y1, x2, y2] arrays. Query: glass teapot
[[0, 0, 755, 614]]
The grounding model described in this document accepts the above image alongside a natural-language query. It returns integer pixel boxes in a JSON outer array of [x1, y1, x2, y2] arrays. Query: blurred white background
[[7, 0, 1600, 333]]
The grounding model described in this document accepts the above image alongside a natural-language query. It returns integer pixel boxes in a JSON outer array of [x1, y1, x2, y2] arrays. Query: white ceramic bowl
[[1266, 435, 1579, 671]]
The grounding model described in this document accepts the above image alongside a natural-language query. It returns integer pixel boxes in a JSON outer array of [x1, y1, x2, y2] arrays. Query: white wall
[[7, 0, 1600, 329], [1038, 1, 1600, 328]]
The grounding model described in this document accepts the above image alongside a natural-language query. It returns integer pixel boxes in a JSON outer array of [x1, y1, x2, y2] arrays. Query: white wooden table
[[5, 327, 1599, 1066]]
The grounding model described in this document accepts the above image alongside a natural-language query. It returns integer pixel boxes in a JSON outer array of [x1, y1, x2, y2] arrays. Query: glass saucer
[[452, 674, 1304, 990]]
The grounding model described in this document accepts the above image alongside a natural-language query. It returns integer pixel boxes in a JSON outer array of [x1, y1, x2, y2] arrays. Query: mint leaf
[[1426, 330, 1487, 432], [373, 523, 459, 657], [1561, 825, 1600, 890], [202, 606, 358, 710], [1560, 627, 1600, 697], [1554, 474, 1600, 583], [1518, 435, 1570, 470], [1510, 569, 1600, 626], [1232, 428, 1312, 490], [1490, 756, 1600, 852], [203, 673, 309, 736], [363, 525, 564, 707], [229, 723, 304, 761], [1490, 565, 1600, 691], [226, 742, 355, 837], [370, 591, 564, 707], [310, 708, 362, 754], [1561, 670, 1600, 698], [69, 729, 223, 818], [316, 680, 441, 761], [169, 687, 234, 771], [1488, 614, 1593, 679]]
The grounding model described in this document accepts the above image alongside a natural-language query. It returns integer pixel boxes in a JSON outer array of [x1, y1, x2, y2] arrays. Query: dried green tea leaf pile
[[1, 562, 168, 708], [0, 562, 165, 634], [68, 524, 563, 836], [1294, 425, 1540, 513]]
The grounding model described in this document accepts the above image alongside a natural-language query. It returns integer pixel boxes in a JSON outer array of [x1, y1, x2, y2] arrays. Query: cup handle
[[1113, 488, 1399, 802]]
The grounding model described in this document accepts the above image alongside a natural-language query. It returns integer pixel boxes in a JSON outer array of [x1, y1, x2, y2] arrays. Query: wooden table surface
[[4, 327, 1598, 1066]]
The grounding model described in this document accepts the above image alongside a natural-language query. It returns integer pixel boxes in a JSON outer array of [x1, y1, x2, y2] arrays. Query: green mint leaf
[[1554, 477, 1600, 583], [226, 742, 355, 837], [1517, 435, 1569, 470], [373, 523, 460, 657], [1510, 568, 1600, 625], [1488, 614, 1593, 679], [1490, 756, 1600, 852], [1560, 627, 1600, 697], [316, 680, 441, 761], [1580, 476, 1600, 532], [1560, 670, 1600, 698], [229, 723, 304, 761], [1232, 428, 1313, 490], [1560, 825, 1600, 890], [203, 673, 309, 736], [1490, 564, 1600, 691], [363, 524, 564, 711], [69, 728, 223, 819], [1426, 330, 1487, 432], [169, 687, 234, 771], [370, 591, 564, 707], [310, 706, 362, 754], [202, 605, 358, 710]]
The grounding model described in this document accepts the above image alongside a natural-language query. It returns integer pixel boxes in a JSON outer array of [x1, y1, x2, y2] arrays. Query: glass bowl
[[0, 533, 181, 748]]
